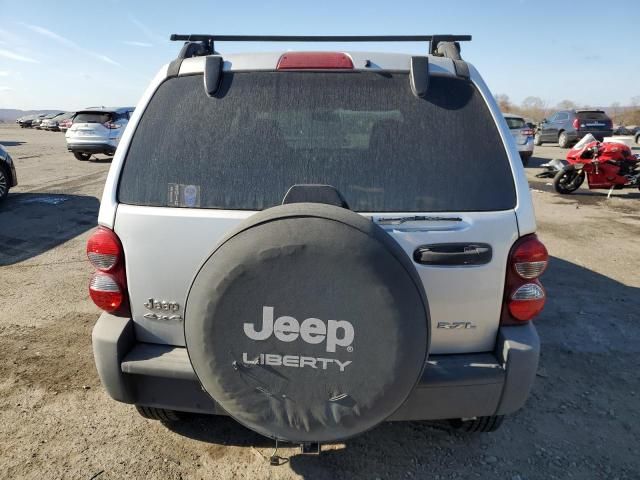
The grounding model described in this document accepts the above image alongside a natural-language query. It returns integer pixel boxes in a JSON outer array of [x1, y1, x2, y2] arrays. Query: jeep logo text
[[144, 298, 180, 312], [244, 307, 355, 353]]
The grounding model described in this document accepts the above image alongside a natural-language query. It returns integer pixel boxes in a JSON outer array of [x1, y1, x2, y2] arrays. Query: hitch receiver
[[300, 442, 321, 455]]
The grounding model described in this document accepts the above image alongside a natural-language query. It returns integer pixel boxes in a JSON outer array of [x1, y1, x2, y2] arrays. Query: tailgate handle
[[413, 243, 492, 266]]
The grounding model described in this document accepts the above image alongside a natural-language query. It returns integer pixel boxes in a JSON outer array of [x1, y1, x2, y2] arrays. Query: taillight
[[572, 118, 580, 129], [89, 273, 124, 312], [276, 52, 354, 70], [87, 227, 129, 316], [521, 128, 534, 137], [87, 227, 121, 271], [104, 122, 121, 129], [502, 235, 548, 324], [512, 236, 548, 279]]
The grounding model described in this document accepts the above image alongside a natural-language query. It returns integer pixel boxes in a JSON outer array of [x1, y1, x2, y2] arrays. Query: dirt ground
[[0, 124, 638, 480]]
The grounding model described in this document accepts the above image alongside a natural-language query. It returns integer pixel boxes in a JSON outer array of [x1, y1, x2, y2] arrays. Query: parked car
[[0, 144, 18, 202], [89, 34, 546, 448], [535, 109, 613, 148], [41, 112, 67, 131], [30, 113, 48, 129], [626, 125, 639, 134], [17, 115, 36, 128], [65, 107, 134, 160], [45, 111, 74, 131], [613, 125, 631, 136], [503, 113, 535, 165], [59, 113, 75, 133]]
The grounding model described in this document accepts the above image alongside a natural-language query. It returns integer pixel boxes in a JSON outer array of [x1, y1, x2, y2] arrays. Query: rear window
[[74, 112, 112, 124], [118, 72, 516, 212], [576, 111, 609, 121], [504, 117, 525, 129]]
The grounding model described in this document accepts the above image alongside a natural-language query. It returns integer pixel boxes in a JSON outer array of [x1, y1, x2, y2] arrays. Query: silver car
[[503, 113, 535, 165], [88, 35, 546, 449], [65, 107, 134, 160]]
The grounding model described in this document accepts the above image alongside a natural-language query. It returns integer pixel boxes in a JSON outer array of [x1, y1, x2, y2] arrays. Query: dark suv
[[535, 109, 613, 148]]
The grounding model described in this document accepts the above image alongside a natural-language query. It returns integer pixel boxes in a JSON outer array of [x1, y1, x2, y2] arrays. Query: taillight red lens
[[572, 118, 580, 129], [87, 227, 129, 316], [521, 128, 534, 136], [512, 236, 548, 279], [89, 273, 123, 311], [508, 282, 546, 321], [276, 52, 354, 70], [502, 234, 548, 324], [87, 226, 121, 272]]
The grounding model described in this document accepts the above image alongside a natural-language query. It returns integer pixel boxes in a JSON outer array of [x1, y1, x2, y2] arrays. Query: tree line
[[494, 94, 640, 126]]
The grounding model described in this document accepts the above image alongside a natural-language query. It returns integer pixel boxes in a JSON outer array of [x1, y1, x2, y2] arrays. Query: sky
[[0, 0, 638, 111]]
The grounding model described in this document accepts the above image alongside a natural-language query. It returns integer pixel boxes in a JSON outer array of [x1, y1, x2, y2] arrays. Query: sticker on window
[[168, 183, 201, 207]]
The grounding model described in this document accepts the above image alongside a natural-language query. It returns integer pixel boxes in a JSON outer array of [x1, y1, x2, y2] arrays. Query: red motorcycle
[[552, 134, 640, 194]]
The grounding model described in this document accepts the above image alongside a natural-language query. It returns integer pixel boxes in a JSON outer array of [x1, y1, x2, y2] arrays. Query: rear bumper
[[516, 137, 534, 154], [93, 313, 540, 420], [67, 143, 116, 155], [569, 130, 614, 141]]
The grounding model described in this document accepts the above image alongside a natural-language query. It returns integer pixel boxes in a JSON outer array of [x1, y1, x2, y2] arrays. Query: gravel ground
[[0, 125, 638, 479]]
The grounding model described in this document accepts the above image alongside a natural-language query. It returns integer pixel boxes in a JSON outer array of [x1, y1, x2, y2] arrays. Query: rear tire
[[73, 152, 91, 161], [534, 133, 543, 146], [558, 131, 570, 149], [519, 152, 532, 166], [135, 405, 182, 422], [449, 415, 504, 433], [0, 167, 9, 202], [553, 167, 585, 194]]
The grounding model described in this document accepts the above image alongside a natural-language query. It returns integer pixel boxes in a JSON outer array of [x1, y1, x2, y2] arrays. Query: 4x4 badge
[[143, 312, 182, 321]]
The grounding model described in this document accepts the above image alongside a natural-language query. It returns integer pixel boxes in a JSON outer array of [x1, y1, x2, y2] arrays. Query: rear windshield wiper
[[376, 215, 462, 225]]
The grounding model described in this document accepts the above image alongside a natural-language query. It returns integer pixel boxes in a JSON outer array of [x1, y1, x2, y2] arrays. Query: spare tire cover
[[185, 203, 429, 443]]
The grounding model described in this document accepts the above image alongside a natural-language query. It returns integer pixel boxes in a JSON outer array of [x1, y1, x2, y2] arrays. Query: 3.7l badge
[[437, 321, 476, 330]]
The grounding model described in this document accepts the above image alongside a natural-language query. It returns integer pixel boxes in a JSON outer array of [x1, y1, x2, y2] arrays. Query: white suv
[[65, 107, 134, 160], [89, 35, 547, 449]]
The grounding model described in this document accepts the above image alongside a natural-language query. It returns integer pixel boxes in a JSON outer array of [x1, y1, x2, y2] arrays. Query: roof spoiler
[[167, 34, 473, 97]]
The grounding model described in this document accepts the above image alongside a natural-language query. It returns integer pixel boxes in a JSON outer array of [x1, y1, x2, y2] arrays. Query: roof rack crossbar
[[169, 34, 471, 56]]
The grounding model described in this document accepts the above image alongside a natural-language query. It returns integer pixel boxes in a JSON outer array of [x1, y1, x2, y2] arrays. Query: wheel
[[558, 131, 570, 148], [185, 203, 429, 443], [0, 167, 9, 202], [135, 405, 182, 422], [635, 133, 640, 145], [534, 133, 543, 146], [73, 152, 91, 161], [449, 415, 504, 433], [553, 167, 585, 194], [519, 152, 532, 166]]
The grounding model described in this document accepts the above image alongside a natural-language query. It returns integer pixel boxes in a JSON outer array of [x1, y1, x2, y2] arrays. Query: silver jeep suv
[[88, 34, 547, 448]]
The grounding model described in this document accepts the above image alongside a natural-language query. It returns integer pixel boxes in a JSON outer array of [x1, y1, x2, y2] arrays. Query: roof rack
[[168, 34, 473, 99], [169, 34, 472, 58]]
